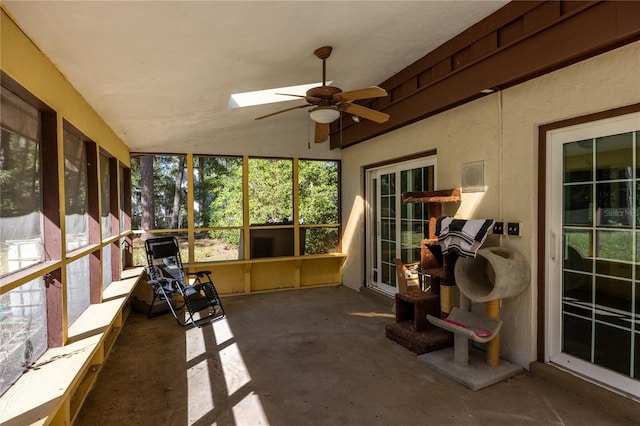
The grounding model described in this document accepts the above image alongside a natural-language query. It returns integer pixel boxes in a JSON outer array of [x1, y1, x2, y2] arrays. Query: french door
[[366, 157, 436, 295], [546, 112, 640, 398]]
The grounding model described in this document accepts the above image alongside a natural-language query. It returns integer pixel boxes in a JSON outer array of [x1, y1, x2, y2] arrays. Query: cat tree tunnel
[[420, 246, 530, 390], [454, 246, 530, 303]]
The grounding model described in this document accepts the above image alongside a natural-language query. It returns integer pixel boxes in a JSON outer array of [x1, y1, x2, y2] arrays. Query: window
[[0, 79, 129, 397], [249, 158, 293, 225], [400, 165, 434, 261], [0, 85, 47, 397], [66, 256, 90, 326], [64, 128, 89, 251], [193, 156, 243, 261], [100, 153, 112, 240], [131, 155, 187, 230], [102, 244, 112, 290], [249, 158, 294, 258], [299, 160, 339, 254], [0, 87, 42, 276], [0, 278, 47, 396], [130, 154, 341, 264], [100, 154, 114, 290], [131, 155, 187, 264], [119, 165, 129, 234], [120, 165, 132, 269]]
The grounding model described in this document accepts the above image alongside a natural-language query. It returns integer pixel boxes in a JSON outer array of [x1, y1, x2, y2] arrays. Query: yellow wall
[[340, 41, 640, 368], [0, 8, 129, 164]]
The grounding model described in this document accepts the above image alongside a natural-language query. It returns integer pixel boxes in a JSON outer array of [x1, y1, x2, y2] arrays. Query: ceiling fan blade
[[341, 103, 390, 124], [314, 122, 329, 143], [275, 93, 306, 99], [332, 86, 387, 103], [276, 93, 322, 104], [255, 104, 309, 120]]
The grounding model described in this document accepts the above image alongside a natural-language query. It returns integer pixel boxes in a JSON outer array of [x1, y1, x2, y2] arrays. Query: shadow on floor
[[76, 286, 634, 426]]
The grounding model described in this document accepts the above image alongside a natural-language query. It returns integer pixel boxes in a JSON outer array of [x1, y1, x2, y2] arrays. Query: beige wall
[[340, 41, 640, 368]]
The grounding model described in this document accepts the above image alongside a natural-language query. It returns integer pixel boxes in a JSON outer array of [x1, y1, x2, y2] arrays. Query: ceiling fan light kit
[[309, 107, 340, 124], [255, 46, 390, 143]]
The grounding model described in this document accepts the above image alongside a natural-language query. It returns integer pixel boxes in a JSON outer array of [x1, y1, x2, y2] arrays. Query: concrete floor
[[76, 286, 636, 426]]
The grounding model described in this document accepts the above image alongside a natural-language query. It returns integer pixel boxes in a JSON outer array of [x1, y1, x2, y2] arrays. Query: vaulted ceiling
[[3, 1, 508, 158]]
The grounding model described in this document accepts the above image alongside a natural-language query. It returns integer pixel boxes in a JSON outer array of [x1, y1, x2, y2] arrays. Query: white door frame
[[365, 156, 437, 296], [545, 112, 640, 399]]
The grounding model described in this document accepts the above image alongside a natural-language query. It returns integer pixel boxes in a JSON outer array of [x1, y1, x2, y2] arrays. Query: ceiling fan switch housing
[[314, 46, 333, 60]]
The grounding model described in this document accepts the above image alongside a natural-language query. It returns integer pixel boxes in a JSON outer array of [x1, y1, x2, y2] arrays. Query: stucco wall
[[340, 41, 640, 368]]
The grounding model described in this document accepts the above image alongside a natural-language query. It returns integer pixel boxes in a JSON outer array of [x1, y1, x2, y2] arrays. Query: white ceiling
[[3, 1, 508, 158]]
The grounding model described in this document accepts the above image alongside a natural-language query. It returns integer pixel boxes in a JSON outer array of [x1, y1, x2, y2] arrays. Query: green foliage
[[0, 129, 40, 217], [131, 155, 341, 257], [201, 157, 243, 228], [299, 160, 338, 225], [248, 158, 293, 224], [304, 227, 339, 254], [63, 129, 88, 216], [131, 155, 187, 229]]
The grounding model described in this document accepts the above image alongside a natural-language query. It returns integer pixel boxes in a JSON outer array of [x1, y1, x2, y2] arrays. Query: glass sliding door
[[400, 166, 434, 263], [546, 113, 640, 398], [379, 172, 396, 293], [366, 157, 436, 295]]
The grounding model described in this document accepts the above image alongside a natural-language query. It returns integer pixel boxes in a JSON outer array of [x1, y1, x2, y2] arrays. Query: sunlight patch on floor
[[186, 318, 270, 424], [185, 325, 207, 362], [232, 391, 270, 425], [187, 358, 214, 423], [212, 317, 234, 345], [219, 342, 251, 395]]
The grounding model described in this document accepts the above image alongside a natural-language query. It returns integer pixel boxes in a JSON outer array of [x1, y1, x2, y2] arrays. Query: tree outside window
[[299, 160, 340, 254], [193, 156, 243, 261], [130, 154, 340, 264], [131, 155, 188, 264]]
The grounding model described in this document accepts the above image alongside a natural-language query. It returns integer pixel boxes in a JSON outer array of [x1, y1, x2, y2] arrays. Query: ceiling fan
[[255, 46, 390, 143]]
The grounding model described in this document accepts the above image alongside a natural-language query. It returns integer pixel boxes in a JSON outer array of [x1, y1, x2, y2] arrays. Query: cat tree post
[[485, 299, 500, 367]]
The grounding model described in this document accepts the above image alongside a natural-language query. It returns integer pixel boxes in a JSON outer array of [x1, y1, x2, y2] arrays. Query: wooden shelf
[[183, 253, 348, 296], [402, 188, 461, 204]]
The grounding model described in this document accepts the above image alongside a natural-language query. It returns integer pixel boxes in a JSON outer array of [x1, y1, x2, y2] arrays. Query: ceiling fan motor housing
[[306, 85, 342, 104]]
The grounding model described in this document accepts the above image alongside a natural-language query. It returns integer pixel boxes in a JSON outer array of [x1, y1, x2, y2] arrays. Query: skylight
[[226, 82, 331, 109]]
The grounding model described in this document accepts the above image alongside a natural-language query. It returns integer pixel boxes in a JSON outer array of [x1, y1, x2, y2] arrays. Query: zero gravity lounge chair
[[144, 236, 225, 327]]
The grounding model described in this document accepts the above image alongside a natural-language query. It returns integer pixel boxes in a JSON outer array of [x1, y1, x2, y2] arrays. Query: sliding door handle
[[550, 232, 558, 261]]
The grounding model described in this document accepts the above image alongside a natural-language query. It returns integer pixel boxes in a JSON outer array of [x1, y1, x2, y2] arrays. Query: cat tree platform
[[385, 292, 453, 354]]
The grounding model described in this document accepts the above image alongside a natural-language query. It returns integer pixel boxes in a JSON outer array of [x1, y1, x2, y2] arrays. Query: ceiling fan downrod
[[314, 46, 332, 87]]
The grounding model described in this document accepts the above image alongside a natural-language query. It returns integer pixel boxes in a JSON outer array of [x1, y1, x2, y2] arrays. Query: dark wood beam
[[332, 1, 640, 149]]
